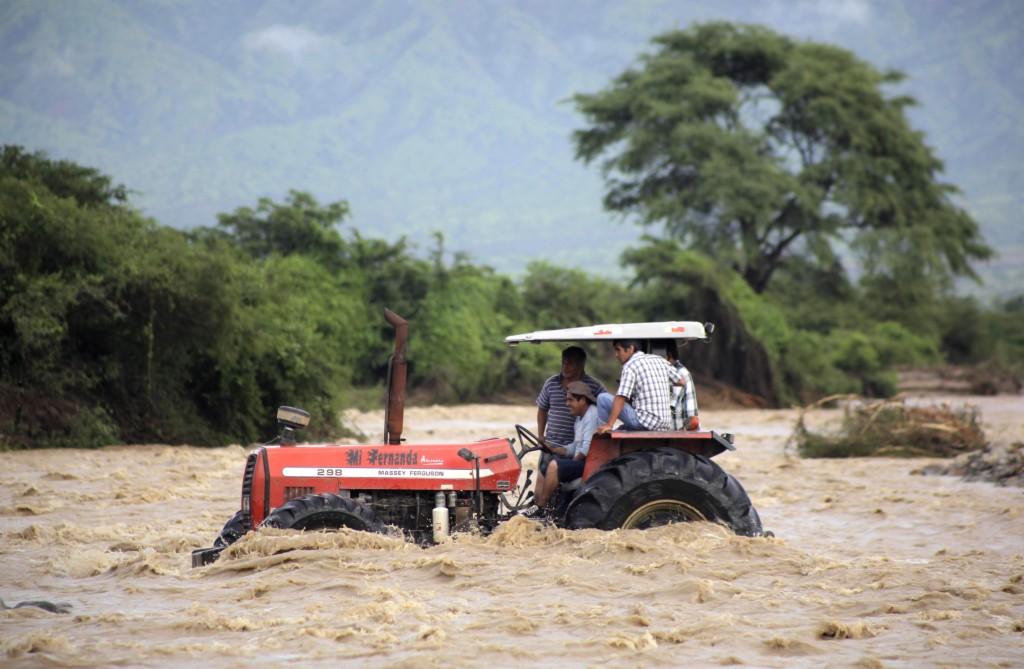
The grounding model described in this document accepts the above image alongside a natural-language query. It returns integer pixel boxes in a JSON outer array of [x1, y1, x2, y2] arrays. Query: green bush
[[779, 331, 860, 399], [203, 254, 375, 443], [937, 295, 1024, 372], [822, 323, 937, 397], [519, 261, 635, 386], [409, 265, 520, 401]]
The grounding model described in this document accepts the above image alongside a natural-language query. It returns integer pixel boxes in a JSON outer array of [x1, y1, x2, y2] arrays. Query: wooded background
[[2, 15, 1021, 448]]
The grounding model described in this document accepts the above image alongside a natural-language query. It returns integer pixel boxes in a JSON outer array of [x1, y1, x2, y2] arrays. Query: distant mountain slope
[[1, 0, 1020, 290]]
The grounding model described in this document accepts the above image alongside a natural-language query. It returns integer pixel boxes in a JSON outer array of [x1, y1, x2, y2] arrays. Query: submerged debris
[[918, 441, 1024, 488], [792, 398, 987, 458], [0, 598, 71, 614]]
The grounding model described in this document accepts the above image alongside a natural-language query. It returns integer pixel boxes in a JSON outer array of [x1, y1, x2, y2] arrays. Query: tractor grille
[[241, 452, 257, 499], [239, 452, 258, 531], [284, 486, 314, 501]]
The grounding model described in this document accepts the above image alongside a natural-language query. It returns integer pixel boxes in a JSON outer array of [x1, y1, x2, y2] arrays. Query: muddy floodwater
[[2, 396, 1023, 667]]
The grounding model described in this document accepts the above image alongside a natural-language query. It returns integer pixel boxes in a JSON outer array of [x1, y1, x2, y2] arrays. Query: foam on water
[[1, 400, 1022, 667]]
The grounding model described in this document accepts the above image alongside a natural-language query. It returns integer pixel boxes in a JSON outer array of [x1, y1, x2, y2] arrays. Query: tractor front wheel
[[260, 493, 382, 533], [213, 510, 250, 548], [564, 447, 763, 536]]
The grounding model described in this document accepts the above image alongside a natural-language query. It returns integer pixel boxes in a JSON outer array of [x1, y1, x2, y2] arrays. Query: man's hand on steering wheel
[[515, 424, 556, 456]]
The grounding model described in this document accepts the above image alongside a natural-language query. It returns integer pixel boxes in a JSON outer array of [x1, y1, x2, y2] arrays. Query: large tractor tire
[[564, 447, 763, 536], [260, 493, 382, 533], [213, 510, 249, 548]]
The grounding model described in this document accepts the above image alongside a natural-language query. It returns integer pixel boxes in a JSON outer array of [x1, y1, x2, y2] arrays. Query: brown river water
[[2, 395, 1022, 668]]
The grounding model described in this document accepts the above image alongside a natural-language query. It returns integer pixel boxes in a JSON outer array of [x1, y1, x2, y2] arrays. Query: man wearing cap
[[532, 380, 599, 511]]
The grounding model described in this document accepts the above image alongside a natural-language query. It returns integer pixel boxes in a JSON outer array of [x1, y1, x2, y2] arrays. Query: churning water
[[2, 397, 1022, 667]]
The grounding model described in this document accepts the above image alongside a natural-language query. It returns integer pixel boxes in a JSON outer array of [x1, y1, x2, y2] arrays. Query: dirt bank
[[1, 395, 1022, 667]]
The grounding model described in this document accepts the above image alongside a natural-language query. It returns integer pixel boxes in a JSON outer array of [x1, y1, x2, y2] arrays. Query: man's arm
[[575, 407, 599, 459], [597, 395, 627, 434], [536, 380, 551, 441], [598, 363, 636, 434]]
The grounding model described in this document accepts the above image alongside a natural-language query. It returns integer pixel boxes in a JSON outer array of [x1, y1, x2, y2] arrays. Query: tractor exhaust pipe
[[383, 308, 408, 445]]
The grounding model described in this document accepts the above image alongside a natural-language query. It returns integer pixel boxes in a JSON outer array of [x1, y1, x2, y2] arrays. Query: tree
[[572, 23, 991, 294], [0, 145, 127, 208], [622, 237, 936, 402], [0, 146, 142, 402], [1, 149, 370, 447], [520, 261, 636, 330], [215, 190, 349, 269]]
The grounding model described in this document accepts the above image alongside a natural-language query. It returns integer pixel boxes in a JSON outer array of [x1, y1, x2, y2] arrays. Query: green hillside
[[1, 0, 1020, 289]]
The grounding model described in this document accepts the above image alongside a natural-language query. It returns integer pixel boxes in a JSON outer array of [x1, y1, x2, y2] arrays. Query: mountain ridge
[[2, 0, 1020, 290]]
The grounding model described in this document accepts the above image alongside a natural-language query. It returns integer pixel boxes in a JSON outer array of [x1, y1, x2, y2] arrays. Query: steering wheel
[[514, 424, 555, 459]]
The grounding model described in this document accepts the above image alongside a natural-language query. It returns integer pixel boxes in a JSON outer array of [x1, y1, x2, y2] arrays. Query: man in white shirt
[[597, 339, 682, 434]]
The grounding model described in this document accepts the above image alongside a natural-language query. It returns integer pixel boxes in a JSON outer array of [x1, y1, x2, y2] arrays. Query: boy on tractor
[[530, 380, 599, 514]]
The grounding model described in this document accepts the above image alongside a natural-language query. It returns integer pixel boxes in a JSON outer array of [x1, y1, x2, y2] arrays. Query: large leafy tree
[[573, 23, 991, 294]]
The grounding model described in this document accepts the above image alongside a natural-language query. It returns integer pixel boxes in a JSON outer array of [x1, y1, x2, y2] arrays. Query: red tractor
[[192, 310, 763, 567]]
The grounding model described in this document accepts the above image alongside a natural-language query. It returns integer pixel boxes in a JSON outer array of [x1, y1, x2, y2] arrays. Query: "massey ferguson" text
[[378, 469, 444, 477]]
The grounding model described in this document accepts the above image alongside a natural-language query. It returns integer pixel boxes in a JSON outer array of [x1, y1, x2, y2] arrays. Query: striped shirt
[[616, 352, 682, 431], [671, 362, 699, 430], [537, 373, 606, 447]]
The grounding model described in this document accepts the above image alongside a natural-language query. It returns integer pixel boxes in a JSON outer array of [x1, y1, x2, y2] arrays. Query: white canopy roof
[[505, 321, 709, 345]]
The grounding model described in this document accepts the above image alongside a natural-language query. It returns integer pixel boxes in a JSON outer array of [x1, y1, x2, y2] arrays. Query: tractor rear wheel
[[564, 447, 763, 536], [260, 493, 382, 533]]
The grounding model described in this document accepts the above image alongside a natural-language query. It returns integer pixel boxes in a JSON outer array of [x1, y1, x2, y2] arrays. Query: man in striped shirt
[[536, 346, 606, 448], [597, 339, 683, 434]]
